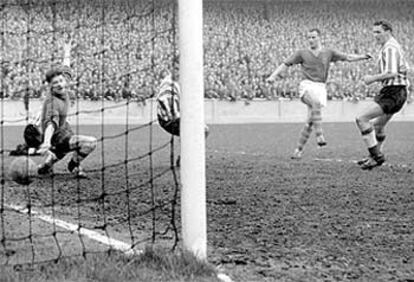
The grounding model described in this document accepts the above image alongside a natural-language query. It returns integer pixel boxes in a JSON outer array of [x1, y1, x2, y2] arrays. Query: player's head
[[45, 65, 72, 96], [373, 20, 393, 45], [307, 28, 321, 49]]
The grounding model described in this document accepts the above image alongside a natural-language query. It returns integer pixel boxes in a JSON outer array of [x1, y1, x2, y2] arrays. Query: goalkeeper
[[156, 69, 209, 166], [13, 36, 97, 178]]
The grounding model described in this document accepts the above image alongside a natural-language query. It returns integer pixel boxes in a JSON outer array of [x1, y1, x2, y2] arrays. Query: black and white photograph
[[0, 0, 413, 281]]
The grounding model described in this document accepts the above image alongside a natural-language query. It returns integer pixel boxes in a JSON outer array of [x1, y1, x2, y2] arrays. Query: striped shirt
[[156, 77, 180, 122], [378, 37, 409, 86]]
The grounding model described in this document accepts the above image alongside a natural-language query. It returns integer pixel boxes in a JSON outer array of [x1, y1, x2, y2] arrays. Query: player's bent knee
[[356, 116, 372, 132], [79, 136, 97, 155], [87, 137, 98, 153], [355, 117, 364, 130], [355, 116, 366, 125]]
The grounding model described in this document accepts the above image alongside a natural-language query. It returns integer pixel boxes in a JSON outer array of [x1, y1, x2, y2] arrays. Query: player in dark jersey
[[356, 20, 410, 170], [36, 38, 97, 178], [267, 28, 371, 159], [156, 69, 209, 166]]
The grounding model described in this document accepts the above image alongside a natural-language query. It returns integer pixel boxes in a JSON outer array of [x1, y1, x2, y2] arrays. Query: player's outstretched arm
[[345, 53, 372, 62], [333, 50, 372, 63], [266, 63, 288, 82], [62, 34, 73, 67]]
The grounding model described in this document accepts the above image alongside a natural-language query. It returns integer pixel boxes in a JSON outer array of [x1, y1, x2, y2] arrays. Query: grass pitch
[[1, 122, 413, 281]]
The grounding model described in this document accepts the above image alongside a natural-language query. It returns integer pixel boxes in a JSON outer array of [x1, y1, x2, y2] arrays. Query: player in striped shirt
[[267, 28, 371, 159], [356, 20, 410, 170], [156, 69, 209, 167], [156, 69, 181, 136]]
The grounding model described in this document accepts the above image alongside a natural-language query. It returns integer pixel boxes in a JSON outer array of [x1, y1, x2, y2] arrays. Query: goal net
[[0, 0, 182, 265]]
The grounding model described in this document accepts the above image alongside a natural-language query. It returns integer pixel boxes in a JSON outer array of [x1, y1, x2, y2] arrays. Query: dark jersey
[[284, 48, 348, 83], [40, 91, 73, 150], [40, 92, 70, 131]]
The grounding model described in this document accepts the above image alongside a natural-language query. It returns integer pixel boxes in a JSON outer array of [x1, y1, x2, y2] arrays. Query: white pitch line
[[209, 149, 264, 157], [6, 203, 234, 282], [314, 157, 358, 163], [6, 203, 140, 256]]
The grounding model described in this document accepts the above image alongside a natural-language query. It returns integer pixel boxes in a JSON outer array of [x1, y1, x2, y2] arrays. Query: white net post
[[178, 0, 207, 259]]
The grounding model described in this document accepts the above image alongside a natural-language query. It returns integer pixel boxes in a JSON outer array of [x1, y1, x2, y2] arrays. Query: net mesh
[[0, 0, 180, 265]]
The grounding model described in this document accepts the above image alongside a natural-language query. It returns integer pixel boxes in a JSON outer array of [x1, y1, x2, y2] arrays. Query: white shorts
[[298, 80, 327, 108]]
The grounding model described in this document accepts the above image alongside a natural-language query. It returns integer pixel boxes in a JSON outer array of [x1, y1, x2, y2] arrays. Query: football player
[[356, 21, 410, 169], [33, 37, 96, 178], [156, 69, 209, 166], [267, 28, 371, 159]]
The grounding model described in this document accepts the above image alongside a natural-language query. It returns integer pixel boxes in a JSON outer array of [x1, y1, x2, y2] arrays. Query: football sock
[[376, 133, 386, 151], [311, 108, 324, 141], [297, 122, 313, 151], [368, 145, 381, 158], [71, 151, 88, 164], [68, 159, 80, 172], [360, 126, 380, 156]]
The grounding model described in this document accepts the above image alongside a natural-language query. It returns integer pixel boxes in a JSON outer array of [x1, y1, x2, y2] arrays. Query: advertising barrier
[[1, 99, 414, 125]]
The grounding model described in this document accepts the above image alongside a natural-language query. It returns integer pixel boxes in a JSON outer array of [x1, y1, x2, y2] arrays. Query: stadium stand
[[0, 0, 413, 101]]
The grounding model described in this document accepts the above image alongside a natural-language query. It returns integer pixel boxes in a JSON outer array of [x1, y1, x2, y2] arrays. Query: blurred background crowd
[[0, 0, 413, 102]]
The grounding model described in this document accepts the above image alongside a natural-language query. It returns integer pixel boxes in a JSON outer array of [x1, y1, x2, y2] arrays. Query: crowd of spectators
[[0, 0, 413, 102]]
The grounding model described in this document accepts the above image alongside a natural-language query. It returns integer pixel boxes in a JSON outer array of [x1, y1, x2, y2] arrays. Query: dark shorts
[[374, 86, 407, 114], [158, 117, 180, 136]]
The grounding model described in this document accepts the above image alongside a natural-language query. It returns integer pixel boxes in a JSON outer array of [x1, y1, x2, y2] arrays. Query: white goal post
[[178, 0, 207, 259]]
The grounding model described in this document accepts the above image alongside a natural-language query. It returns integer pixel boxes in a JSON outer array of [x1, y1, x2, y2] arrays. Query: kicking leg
[[311, 105, 326, 147], [292, 103, 313, 159]]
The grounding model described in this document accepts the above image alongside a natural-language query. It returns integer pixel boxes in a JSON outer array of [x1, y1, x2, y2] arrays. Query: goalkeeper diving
[[10, 36, 97, 178]]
